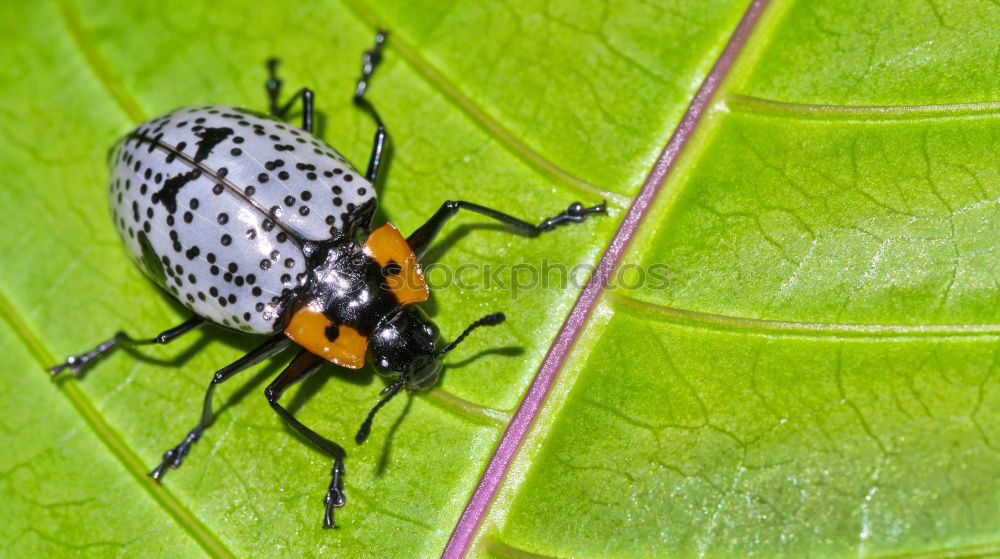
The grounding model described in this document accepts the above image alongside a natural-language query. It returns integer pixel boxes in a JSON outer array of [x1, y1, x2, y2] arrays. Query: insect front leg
[[49, 316, 205, 377], [265, 58, 315, 133], [265, 350, 348, 528], [150, 334, 292, 480], [406, 200, 607, 259]]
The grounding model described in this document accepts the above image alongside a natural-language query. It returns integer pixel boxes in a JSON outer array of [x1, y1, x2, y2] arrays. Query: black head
[[355, 308, 506, 443], [368, 306, 443, 390]]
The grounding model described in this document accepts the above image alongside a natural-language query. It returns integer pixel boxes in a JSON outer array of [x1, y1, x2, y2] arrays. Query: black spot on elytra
[[152, 169, 201, 213], [193, 127, 234, 162], [324, 324, 339, 342], [382, 260, 402, 277], [136, 231, 166, 286]]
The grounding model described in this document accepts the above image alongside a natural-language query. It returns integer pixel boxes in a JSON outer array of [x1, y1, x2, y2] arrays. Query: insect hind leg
[[49, 316, 204, 378], [353, 30, 388, 185], [265, 58, 315, 133], [266, 58, 283, 117]]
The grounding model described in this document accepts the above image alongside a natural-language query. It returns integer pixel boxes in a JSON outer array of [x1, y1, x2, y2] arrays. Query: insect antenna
[[437, 312, 506, 355], [355, 378, 405, 444], [355, 312, 505, 444]]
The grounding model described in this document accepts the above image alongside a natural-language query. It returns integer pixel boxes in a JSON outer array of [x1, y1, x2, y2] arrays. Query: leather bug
[[50, 31, 605, 527]]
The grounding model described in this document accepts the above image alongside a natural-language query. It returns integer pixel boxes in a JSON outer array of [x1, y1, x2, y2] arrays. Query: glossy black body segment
[[297, 236, 401, 336]]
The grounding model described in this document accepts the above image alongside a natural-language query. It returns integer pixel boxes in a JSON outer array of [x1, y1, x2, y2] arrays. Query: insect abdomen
[[107, 105, 375, 333]]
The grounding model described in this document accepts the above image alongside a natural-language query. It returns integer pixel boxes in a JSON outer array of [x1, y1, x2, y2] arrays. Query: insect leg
[[265, 350, 348, 528], [354, 30, 388, 185], [49, 316, 205, 377], [266, 58, 283, 116], [150, 333, 292, 481], [407, 200, 607, 258], [265, 58, 315, 133]]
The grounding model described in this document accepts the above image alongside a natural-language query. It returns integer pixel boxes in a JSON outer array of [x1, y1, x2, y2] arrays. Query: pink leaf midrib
[[441, 1, 774, 557]]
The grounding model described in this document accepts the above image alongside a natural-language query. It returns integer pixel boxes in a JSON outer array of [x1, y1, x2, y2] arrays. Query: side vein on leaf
[[481, 538, 561, 559], [339, 0, 628, 207], [348, 489, 435, 531], [0, 287, 235, 559], [871, 544, 1000, 559], [55, 0, 146, 123], [726, 95, 1000, 121], [425, 388, 512, 426], [970, 346, 999, 451], [611, 291, 1000, 338], [833, 346, 889, 455]]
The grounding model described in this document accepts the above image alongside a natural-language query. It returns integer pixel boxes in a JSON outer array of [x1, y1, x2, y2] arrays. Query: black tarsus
[[266, 58, 282, 115], [407, 200, 607, 259], [49, 316, 205, 378], [354, 30, 388, 186], [266, 58, 315, 133], [265, 350, 348, 529], [537, 201, 607, 231], [149, 334, 292, 481]]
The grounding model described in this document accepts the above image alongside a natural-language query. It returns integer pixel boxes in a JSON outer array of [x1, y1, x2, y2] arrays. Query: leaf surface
[[477, 1, 1000, 557], [0, 1, 996, 558]]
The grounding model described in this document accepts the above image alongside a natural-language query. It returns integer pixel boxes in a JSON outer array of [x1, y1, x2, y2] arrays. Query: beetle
[[50, 31, 605, 528]]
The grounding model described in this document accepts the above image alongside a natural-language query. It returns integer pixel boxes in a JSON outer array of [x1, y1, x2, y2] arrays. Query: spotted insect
[[50, 31, 605, 528]]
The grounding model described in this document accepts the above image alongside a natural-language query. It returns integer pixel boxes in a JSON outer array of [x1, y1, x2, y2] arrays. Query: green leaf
[[480, 1, 1000, 558], [0, 1, 996, 559]]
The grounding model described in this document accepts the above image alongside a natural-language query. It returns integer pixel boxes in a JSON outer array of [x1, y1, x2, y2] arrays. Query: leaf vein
[[55, 0, 146, 123], [0, 287, 235, 559], [727, 94, 1000, 122], [442, 1, 777, 556], [611, 291, 1000, 338], [340, 0, 627, 207]]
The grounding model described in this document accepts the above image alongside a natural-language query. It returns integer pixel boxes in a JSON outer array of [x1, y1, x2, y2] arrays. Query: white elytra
[[109, 105, 375, 333]]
